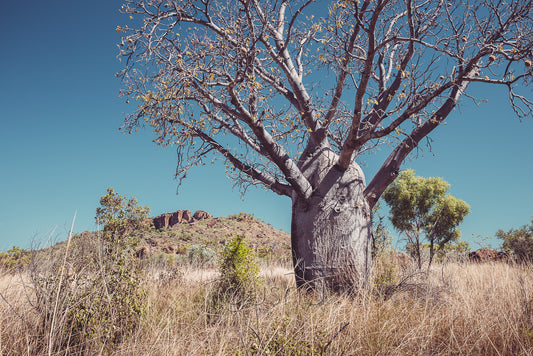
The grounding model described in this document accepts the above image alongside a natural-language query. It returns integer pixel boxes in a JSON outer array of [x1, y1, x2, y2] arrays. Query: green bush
[[497, 219, 533, 262], [0, 246, 30, 272], [29, 187, 149, 353], [212, 235, 261, 308], [187, 244, 216, 266], [73, 188, 148, 347]]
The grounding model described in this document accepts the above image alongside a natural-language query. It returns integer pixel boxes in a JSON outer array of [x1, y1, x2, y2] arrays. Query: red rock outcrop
[[153, 209, 212, 229], [193, 210, 211, 221], [468, 248, 509, 263], [170, 210, 191, 225], [153, 213, 172, 229], [153, 210, 192, 229]]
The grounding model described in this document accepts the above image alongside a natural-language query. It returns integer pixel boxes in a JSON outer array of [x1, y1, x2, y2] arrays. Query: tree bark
[[291, 148, 372, 293]]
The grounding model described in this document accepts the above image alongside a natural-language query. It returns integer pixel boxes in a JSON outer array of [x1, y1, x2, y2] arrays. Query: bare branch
[[118, 0, 533, 207]]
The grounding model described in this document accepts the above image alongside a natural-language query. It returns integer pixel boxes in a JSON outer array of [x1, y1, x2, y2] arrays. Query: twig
[[322, 322, 350, 354], [48, 211, 77, 356]]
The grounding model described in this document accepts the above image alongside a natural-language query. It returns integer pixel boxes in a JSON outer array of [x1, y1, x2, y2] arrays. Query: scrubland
[[1, 256, 533, 355]]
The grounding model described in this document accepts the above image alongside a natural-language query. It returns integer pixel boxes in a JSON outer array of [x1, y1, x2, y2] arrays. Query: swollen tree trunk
[[291, 149, 372, 293]]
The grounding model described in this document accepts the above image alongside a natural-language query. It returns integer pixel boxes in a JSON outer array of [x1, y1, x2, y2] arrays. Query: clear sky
[[0, 1, 531, 252]]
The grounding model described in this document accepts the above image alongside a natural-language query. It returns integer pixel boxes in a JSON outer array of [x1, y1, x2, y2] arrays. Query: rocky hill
[[75, 211, 291, 264], [140, 211, 290, 262]]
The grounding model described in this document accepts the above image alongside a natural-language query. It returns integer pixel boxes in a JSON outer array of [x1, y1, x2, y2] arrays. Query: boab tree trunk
[[291, 148, 372, 293]]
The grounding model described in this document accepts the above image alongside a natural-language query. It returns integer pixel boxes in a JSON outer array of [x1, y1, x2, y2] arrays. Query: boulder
[[468, 248, 509, 263], [153, 210, 192, 229], [153, 213, 173, 229], [169, 210, 192, 226], [193, 210, 211, 221]]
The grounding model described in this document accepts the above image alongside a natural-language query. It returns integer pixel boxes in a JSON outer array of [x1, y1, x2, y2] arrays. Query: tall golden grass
[[1, 259, 533, 355]]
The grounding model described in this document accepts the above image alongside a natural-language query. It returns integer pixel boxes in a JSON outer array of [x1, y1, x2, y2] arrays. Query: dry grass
[[2, 260, 533, 355]]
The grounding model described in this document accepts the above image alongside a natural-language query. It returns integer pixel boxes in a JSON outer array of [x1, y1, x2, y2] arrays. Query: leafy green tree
[[96, 187, 151, 234], [383, 170, 470, 269], [496, 219, 533, 262]]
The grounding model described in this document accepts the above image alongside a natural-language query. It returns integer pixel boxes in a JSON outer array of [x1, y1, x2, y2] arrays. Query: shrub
[[228, 212, 254, 221], [497, 219, 533, 262], [0, 246, 30, 272], [187, 244, 216, 266], [212, 235, 261, 307], [28, 187, 149, 353], [371, 250, 401, 297]]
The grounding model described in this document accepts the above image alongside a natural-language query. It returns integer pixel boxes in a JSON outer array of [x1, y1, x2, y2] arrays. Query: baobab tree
[[117, 0, 533, 292]]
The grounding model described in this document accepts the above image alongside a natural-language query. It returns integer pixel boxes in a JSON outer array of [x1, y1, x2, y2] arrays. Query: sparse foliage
[[383, 170, 470, 269], [118, 0, 533, 290], [497, 219, 533, 262], [27, 188, 149, 353]]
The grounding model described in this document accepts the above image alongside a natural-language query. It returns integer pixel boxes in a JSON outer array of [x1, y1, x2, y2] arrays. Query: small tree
[[218, 235, 260, 296], [383, 170, 469, 269], [28, 188, 151, 353], [497, 219, 533, 262], [96, 187, 151, 235], [207, 235, 261, 312], [79, 187, 150, 346]]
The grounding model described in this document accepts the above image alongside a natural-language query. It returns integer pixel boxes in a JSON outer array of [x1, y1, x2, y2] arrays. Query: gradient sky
[[0, 1, 531, 252]]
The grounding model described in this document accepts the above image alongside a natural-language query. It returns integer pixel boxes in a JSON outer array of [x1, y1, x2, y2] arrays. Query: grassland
[[2, 260, 533, 354], [1, 215, 533, 355]]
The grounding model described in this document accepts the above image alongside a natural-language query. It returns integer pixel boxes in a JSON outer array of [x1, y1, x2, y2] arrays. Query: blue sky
[[0, 1, 531, 252]]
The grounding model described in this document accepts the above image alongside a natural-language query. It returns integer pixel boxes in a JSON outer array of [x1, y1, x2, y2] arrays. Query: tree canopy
[[96, 187, 151, 235], [117, 0, 533, 206], [382, 169, 470, 268], [497, 219, 533, 262]]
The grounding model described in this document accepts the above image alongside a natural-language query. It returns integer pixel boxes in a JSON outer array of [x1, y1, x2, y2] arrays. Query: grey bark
[[291, 148, 372, 293]]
